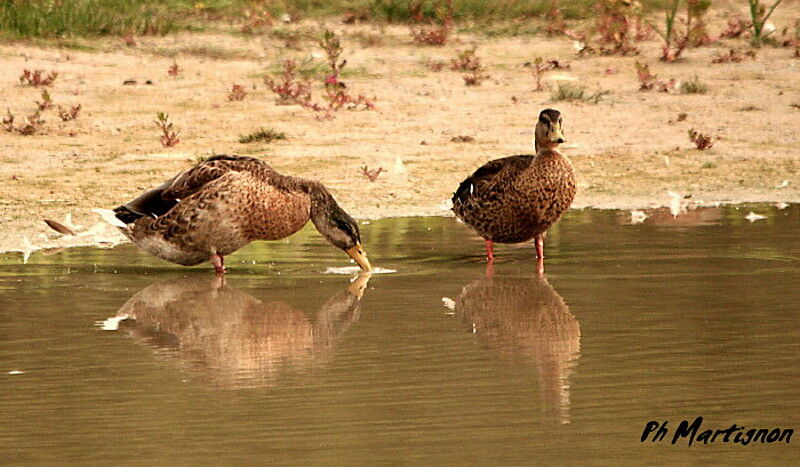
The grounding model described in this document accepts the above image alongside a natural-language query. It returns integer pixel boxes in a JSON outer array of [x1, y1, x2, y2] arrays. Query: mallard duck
[[92, 155, 371, 274], [454, 274, 580, 423], [452, 109, 576, 273], [109, 274, 370, 387]]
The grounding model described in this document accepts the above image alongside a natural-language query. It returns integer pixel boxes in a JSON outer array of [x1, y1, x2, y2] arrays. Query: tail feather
[[92, 208, 128, 228], [43, 219, 77, 236]]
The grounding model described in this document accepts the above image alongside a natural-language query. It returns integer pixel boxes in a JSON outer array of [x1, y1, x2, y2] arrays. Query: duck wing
[[162, 155, 273, 200], [452, 155, 534, 206], [114, 155, 273, 224]]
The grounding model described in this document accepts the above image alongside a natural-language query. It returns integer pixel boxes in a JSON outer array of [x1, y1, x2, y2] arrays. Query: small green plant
[[227, 84, 247, 101], [530, 58, 569, 91], [320, 29, 345, 80], [450, 46, 482, 72], [711, 48, 756, 64], [688, 128, 713, 150], [361, 166, 383, 182], [318, 29, 376, 118], [57, 104, 81, 121], [238, 128, 286, 144], [463, 69, 489, 86], [653, 0, 711, 62], [634, 61, 678, 92], [747, 0, 783, 47], [551, 83, 609, 103], [450, 46, 488, 86], [167, 61, 181, 77], [19, 69, 58, 87], [154, 112, 180, 147], [3, 109, 44, 135], [264, 59, 315, 106], [543, 0, 567, 35], [680, 75, 708, 94], [409, 0, 453, 46], [595, 0, 652, 55], [35, 90, 53, 111]]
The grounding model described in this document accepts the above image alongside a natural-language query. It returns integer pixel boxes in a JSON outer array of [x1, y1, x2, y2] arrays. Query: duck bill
[[550, 127, 565, 144], [346, 245, 372, 272], [347, 273, 372, 299]]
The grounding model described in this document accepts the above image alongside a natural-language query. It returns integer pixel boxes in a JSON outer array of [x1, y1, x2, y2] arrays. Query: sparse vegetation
[[154, 112, 179, 147], [529, 57, 569, 91], [450, 46, 481, 72], [543, 0, 567, 35], [634, 61, 677, 92], [409, 0, 453, 46], [0, 0, 182, 38], [551, 83, 609, 104], [3, 109, 44, 135], [747, 0, 783, 47], [450, 46, 488, 86], [567, 0, 651, 56], [19, 69, 58, 87], [57, 104, 81, 121], [463, 69, 489, 86], [361, 166, 383, 182], [264, 59, 315, 106], [720, 16, 751, 39], [35, 90, 53, 111], [238, 128, 286, 144], [167, 62, 181, 77], [653, 0, 712, 63], [450, 135, 475, 143], [688, 128, 713, 150], [227, 84, 247, 101], [711, 48, 756, 64], [679, 75, 708, 94], [263, 29, 375, 118]]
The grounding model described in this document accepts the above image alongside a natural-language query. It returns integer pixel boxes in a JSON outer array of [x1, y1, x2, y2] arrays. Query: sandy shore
[[1, 5, 799, 254]]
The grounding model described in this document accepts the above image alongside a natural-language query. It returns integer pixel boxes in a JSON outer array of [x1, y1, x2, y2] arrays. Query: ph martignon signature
[[641, 417, 793, 446]]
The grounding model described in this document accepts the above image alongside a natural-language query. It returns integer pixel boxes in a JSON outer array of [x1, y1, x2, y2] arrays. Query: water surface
[[2, 205, 799, 464]]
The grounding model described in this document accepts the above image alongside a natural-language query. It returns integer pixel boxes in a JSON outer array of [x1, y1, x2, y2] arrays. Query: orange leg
[[535, 233, 545, 275], [211, 253, 225, 275], [485, 239, 494, 261]]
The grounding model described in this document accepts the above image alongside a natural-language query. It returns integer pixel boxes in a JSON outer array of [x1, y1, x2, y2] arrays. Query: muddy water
[[1, 205, 798, 464]]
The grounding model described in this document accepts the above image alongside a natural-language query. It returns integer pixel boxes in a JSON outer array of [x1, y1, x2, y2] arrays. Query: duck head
[[534, 108, 565, 152], [310, 187, 372, 272]]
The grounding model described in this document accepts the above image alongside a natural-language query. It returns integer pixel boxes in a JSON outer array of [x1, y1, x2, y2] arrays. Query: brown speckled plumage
[[112, 155, 365, 269], [455, 275, 580, 422], [452, 109, 576, 256], [114, 274, 370, 387]]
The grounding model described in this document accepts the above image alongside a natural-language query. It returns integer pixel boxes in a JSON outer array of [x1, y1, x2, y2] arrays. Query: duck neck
[[535, 140, 560, 156], [307, 182, 335, 228]]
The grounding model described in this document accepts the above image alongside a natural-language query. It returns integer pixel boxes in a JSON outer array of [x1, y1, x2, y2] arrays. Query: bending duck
[[93, 155, 370, 274], [452, 109, 576, 273]]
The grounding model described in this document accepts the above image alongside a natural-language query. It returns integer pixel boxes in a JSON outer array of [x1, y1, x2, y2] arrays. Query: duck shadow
[[453, 273, 581, 424], [107, 274, 370, 388]]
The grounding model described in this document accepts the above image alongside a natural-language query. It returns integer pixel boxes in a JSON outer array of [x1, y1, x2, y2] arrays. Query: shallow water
[[1, 205, 799, 464]]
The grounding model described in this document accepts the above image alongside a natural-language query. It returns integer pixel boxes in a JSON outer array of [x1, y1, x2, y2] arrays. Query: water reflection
[[109, 274, 371, 387], [454, 274, 581, 424]]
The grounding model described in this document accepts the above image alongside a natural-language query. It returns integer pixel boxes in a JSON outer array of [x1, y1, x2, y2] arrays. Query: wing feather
[[453, 155, 534, 205]]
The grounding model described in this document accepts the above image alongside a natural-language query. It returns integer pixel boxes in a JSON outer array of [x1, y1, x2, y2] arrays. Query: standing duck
[[91, 155, 371, 274], [452, 109, 576, 273]]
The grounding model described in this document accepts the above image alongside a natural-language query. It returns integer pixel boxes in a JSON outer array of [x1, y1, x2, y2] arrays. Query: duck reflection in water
[[454, 272, 581, 424], [109, 274, 371, 387]]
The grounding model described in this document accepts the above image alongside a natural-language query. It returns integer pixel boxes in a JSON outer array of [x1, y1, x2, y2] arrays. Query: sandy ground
[[1, 3, 799, 254]]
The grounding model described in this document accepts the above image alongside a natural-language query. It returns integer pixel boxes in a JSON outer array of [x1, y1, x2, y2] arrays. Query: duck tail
[[43, 219, 77, 236], [92, 208, 129, 228]]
